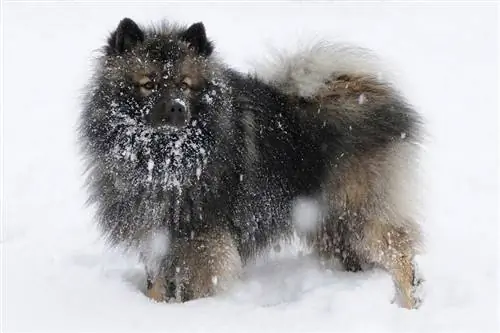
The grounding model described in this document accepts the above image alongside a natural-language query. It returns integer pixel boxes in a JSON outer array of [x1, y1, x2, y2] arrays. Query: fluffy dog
[[79, 17, 424, 308]]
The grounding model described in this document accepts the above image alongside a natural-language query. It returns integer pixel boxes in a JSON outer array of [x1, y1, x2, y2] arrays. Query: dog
[[78, 17, 425, 309]]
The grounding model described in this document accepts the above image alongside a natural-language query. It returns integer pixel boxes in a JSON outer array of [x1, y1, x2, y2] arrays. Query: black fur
[[179, 22, 214, 57], [106, 18, 145, 55]]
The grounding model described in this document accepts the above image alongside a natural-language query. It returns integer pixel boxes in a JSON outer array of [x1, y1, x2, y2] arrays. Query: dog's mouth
[[152, 118, 200, 136], [153, 120, 186, 133]]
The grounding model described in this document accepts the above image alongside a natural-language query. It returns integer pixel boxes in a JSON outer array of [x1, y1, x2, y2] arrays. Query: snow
[[291, 197, 322, 234], [358, 93, 366, 105], [173, 98, 186, 108], [2, 3, 498, 333], [140, 230, 170, 277], [147, 158, 155, 182]]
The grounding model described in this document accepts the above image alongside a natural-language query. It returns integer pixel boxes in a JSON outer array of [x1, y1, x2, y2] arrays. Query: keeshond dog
[[79, 17, 424, 309]]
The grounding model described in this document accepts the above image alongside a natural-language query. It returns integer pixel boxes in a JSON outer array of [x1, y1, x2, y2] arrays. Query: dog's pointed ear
[[180, 22, 213, 57], [107, 18, 144, 55]]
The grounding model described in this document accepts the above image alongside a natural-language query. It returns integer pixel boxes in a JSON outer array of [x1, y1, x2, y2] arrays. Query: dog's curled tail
[[253, 41, 392, 96], [255, 39, 424, 145]]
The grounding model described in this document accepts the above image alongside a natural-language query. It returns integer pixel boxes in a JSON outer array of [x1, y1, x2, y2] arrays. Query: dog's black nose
[[169, 101, 186, 114], [150, 99, 188, 128]]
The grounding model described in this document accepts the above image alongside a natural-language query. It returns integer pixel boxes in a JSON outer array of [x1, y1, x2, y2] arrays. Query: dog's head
[[99, 18, 224, 132], [83, 18, 233, 187]]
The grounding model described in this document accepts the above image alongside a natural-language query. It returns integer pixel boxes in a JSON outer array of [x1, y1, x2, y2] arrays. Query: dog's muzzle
[[149, 98, 189, 129]]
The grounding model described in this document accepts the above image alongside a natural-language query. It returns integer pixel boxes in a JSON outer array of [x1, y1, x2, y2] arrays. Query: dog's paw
[[391, 260, 426, 309], [145, 277, 167, 302], [411, 263, 425, 309]]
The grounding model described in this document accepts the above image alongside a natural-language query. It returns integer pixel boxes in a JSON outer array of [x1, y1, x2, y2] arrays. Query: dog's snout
[[169, 101, 185, 114], [150, 99, 189, 129]]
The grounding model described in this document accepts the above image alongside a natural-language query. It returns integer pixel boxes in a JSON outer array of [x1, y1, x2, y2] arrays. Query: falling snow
[[358, 93, 366, 104], [291, 197, 322, 233]]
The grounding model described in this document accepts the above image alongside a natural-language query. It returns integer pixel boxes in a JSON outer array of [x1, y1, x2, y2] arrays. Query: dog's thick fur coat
[[79, 18, 424, 308]]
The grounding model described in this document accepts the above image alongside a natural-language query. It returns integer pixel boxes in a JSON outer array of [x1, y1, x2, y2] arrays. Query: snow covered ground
[[2, 2, 498, 332]]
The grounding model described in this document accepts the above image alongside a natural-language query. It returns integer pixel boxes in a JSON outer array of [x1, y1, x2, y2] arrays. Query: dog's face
[[84, 18, 233, 187], [100, 18, 217, 132]]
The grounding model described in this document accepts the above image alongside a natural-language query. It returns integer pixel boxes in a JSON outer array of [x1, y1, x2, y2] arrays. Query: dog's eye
[[142, 81, 156, 90], [181, 77, 193, 90]]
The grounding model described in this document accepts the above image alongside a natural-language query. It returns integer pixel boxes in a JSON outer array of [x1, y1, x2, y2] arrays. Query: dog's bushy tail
[[252, 40, 425, 145], [253, 41, 390, 97]]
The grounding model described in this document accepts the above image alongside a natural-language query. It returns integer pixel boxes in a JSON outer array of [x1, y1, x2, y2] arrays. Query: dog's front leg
[[164, 228, 242, 302], [138, 229, 171, 302], [146, 273, 168, 302]]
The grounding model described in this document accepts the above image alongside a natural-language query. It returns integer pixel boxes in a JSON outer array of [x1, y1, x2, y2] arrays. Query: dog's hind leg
[[354, 220, 423, 309], [307, 157, 372, 273], [315, 149, 423, 308], [307, 217, 364, 272]]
